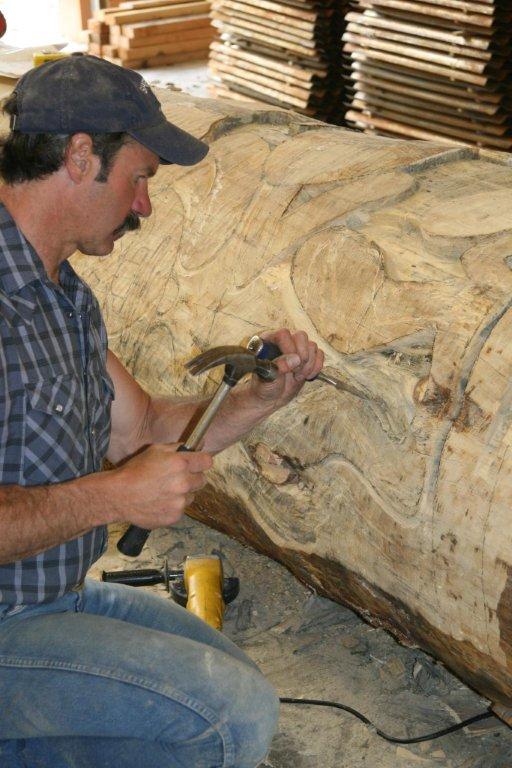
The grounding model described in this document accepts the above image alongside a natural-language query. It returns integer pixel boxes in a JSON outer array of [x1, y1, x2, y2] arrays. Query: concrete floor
[[136, 61, 212, 99], [91, 517, 512, 768]]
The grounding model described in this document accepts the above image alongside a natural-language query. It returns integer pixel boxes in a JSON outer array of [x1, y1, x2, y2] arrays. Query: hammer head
[[186, 345, 278, 383]]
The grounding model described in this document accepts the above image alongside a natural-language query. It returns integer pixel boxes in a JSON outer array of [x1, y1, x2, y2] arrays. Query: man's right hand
[[109, 444, 213, 529]]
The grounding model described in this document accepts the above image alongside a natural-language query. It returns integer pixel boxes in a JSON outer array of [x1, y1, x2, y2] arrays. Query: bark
[[73, 90, 512, 707]]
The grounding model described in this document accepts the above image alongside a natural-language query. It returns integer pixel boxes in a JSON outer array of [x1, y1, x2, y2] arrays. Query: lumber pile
[[343, 1, 512, 151], [209, 0, 347, 122], [87, 0, 213, 69]]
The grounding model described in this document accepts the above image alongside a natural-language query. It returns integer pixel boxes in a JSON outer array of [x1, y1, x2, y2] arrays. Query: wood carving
[[73, 90, 512, 707]]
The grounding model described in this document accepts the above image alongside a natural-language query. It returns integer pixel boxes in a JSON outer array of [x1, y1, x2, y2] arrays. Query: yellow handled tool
[[184, 554, 225, 631], [102, 555, 239, 631], [33, 52, 70, 67]]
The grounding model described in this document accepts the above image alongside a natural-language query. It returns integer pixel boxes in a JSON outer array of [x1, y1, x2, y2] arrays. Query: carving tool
[[247, 335, 370, 401]]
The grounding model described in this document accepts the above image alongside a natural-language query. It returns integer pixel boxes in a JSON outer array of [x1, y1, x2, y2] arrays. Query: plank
[[106, 47, 209, 66], [118, 26, 212, 48], [210, 40, 317, 80], [122, 14, 211, 38], [102, 2, 211, 25], [346, 109, 512, 148], [346, 21, 494, 61]]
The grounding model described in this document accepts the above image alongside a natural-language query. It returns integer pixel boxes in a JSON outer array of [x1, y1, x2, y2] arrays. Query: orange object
[[184, 555, 225, 631]]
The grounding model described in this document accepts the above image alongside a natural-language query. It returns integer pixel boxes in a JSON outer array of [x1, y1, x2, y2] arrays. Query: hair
[[0, 92, 130, 184]]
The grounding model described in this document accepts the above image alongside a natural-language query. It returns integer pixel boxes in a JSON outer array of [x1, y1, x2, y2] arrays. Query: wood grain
[[73, 90, 512, 707]]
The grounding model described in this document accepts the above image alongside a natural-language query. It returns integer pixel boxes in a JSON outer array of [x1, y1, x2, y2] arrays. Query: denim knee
[[225, 668, 280, 768]]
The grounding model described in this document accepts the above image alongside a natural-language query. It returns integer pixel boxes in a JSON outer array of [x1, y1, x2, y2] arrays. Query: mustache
[[113, 212, 141, 238]]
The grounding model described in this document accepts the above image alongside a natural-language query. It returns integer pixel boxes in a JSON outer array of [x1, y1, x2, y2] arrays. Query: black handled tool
[[247, 335, 371, 401], [117, 346, 278, 557], [102, 558, 240, 612]]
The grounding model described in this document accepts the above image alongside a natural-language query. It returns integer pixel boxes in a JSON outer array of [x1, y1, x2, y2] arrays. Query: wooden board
[[102, 2, 211, 25], [105, 48, 208, 66], [118, 26, 212, 49], [122, 14, 211, 38]]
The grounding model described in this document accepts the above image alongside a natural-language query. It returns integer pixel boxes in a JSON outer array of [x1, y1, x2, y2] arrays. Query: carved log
[[73, 90, 512, 707]]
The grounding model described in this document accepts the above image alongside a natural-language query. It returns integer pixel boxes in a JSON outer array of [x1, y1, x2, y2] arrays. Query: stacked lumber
[[343, 1, 512, 151], [87, 0, 213, 69], [209, 1, 347, 122]]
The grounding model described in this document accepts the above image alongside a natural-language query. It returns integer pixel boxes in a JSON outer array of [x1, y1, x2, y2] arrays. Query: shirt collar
[[0, 203, 83, 300], [0, 202, 50, 295]]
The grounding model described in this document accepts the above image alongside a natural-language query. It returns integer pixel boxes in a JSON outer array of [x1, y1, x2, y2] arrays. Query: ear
[[64, 133, 100, 183]]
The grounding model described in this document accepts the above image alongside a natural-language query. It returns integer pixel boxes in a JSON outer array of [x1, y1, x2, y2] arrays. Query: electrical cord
[[279, 697, 494, 744]]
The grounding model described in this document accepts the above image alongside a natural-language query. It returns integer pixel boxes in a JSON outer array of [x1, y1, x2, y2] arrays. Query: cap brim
[[130, 120, 209, 166]]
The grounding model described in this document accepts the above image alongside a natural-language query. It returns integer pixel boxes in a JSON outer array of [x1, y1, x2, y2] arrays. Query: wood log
[[72, 90, 512, 708]]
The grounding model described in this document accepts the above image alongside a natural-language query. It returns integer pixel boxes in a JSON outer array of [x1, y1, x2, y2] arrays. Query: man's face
[[76, 139, 159, 256]]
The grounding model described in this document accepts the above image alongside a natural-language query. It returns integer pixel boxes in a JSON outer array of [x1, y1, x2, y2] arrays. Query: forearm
[[146, 381, 277, 454], [0, 472, 115, 564]]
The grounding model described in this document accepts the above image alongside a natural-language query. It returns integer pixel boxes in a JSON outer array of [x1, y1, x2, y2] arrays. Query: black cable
[[279, 697, 494, 744]]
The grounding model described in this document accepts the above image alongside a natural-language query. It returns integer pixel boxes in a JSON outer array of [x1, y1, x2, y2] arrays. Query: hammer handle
[[117, 444, 191, 557], [118, 381, 234, 557]]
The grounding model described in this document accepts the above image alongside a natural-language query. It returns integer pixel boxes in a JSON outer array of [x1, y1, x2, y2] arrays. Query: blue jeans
[[0, 579, 279, 768]]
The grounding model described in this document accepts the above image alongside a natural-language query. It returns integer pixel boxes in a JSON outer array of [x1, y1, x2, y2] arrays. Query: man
[[0, 55, 323, 768]]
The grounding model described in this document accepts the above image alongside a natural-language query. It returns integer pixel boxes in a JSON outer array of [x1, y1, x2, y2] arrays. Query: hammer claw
[[185, 346, 248, 376], [186, 346, 278, 381]]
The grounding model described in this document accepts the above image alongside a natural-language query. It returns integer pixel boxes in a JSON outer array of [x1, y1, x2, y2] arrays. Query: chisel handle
[[249, 335, 326, 387], [117, 444, 191, 557], [250, 338, 281, 361], [249, 336, 322, 381]]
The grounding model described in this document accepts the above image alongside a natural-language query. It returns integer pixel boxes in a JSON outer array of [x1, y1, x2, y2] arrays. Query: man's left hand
[[249, 328, 324, 408]]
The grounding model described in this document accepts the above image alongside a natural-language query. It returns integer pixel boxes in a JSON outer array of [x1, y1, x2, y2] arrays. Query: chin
[[78, 240, 115, 257]]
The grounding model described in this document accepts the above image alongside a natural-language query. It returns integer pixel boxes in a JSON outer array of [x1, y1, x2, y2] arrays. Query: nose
[[132, 180, 152, 218]]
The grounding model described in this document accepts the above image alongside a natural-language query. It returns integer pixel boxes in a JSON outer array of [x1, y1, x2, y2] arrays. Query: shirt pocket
[[23, 374, 85, 484]]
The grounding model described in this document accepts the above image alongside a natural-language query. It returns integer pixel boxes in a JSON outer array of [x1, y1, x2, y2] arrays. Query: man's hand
[[109, 444, 213, 528], [248, 329, 324, 408]]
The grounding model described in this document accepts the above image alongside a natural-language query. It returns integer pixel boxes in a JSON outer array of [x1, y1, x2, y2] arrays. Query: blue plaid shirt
[[0, 203, 114, 605]]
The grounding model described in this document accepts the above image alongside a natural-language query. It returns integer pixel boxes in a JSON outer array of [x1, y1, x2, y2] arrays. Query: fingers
[[260, 329, 324, 381], [162, 444, 213, 473]]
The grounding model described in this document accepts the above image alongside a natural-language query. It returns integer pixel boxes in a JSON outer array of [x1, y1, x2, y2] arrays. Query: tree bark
[[73, 90, 512, 707]]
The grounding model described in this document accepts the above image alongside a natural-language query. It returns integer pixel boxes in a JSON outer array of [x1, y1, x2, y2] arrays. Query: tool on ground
[[102, 555, 239, 630], [33, 51, 70, 67], [247, 335, 370, 401], [117, 346, 279, 557]]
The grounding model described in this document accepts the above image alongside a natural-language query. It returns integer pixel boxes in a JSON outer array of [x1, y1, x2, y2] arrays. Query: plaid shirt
[[0, 203, 114, 605]]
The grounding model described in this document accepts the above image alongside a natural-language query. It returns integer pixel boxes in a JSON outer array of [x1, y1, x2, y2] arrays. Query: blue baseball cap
[[9, 53, 209, 166]]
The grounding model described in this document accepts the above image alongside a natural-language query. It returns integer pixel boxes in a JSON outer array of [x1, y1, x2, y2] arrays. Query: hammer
[[117, 346, 278, 557]]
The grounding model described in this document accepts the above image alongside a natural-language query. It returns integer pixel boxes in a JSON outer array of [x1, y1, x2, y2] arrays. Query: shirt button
[[91, 428, 96, 436], [55, 404, 64, 413], [68, 311, 73, 318]]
